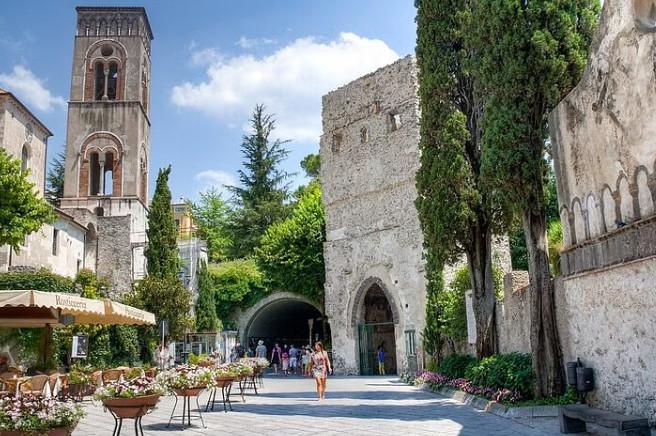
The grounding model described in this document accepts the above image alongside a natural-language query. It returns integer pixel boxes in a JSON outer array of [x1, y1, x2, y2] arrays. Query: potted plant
[[93, 375, 164, 419], [157, 365, 214, 397], [67, 364, 96, 400], [0, 395, 85, 436]]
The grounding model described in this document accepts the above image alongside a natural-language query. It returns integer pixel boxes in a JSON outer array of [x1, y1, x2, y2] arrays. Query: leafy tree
[[228, 105, 291, 257], [129, 275, 194, 340], [422, 267, 444, 364], [145, 166, 180, 279], [190, 189, 232, 263], [415, 0, 503, 358], [0, 148, 56, 250], [300, 153, 320, 179], [255, 181, 325, 303], [209, 259, 266, 324], [195, 261, 220, 332], [45, 151, 65, 206], [473, 0, 600, 397]]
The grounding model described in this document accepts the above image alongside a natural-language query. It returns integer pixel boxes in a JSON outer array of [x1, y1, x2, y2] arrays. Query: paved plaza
[[72, 376, 612, 436]]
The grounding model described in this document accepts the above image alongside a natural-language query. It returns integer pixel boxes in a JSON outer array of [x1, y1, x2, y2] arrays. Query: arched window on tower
[[94, 63, 105, 101], [107, 62, 118, 100], [89, 152, 100, 195], [21, 145, 29, 173], [104, 152, 114, 196]]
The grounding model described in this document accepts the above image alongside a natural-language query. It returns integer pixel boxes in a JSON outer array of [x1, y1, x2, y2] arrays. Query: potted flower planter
[[102, 394, 161, 418], [173, 387, 205, 396], [0, 429, 74, 436]]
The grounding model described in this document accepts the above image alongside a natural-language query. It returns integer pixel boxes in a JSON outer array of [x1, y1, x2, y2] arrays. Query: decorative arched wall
[[83, 39, 128, 101], [349, 277, 400, 328], [78, 132, 123, 197]]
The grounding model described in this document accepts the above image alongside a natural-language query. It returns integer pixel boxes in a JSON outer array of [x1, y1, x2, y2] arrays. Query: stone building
[[321, 56, 425, 375], [546, 0, 656, 423], [59, 7, 153, 294], [0, 87, 87, 278]]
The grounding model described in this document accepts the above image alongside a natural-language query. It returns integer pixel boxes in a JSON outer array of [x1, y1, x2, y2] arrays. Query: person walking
[[308, 341, 332, 400], [302, 347, 310, 376], [376, 344, 385, 375], [289, 344, 298, 375], [271, 343, 282, 374], [255, 340, 267, 359]]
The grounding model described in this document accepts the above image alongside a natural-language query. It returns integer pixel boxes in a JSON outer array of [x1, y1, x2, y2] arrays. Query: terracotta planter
[[0, 427, 73, 436], [102, 394, 161, 418], [214, 377, 234, 388], [173, 387, 205, 396]]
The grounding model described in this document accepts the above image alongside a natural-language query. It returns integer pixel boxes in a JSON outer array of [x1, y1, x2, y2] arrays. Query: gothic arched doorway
[[356, 282, 397, 375]]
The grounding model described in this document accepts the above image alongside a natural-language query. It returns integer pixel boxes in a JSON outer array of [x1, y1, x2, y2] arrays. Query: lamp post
[[308, 318, 314, 347]]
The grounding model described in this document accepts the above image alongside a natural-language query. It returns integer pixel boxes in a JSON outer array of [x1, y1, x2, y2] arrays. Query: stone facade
[[59, 7, 153, 294], [547, 0, 656, 423], [0, 88, 88, 279], [321, 56, 425, 375]]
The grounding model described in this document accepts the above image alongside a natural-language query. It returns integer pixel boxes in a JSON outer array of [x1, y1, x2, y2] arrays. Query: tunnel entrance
[[245, 298, 325, 353]]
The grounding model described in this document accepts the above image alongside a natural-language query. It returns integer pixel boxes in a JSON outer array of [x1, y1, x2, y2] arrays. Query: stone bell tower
[[60, 7, 153, 294]]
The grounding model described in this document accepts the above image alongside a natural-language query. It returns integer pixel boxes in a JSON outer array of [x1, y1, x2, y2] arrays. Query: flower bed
[[415, 371, 523, 403], [93, 375, 164, 401], [0, 395, 85, 435], [157, 365, 215, 392]]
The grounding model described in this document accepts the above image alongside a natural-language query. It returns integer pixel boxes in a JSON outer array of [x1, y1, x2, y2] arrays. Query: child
[[282, 351, 289, 376], [302, 348, 310, 376]]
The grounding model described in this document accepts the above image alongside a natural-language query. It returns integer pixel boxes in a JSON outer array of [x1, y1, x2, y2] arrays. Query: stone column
[[98, 154, 106, 195], [102, 67, 109, 100]]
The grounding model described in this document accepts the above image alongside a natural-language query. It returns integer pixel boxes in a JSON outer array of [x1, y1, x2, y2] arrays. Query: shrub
[[438, 353, 476, 379], [464, 352, 534, 399], [0, 269, 74, 293]]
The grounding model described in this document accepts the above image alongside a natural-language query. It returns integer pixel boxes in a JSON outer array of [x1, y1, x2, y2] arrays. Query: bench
[[560, 404, 650, 435]]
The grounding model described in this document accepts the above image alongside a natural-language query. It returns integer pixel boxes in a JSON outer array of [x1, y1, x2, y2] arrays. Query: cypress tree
[[145, 166, 180, 279], [415, 0, 503, 358], [473, 0, 600, 397], [195, 261, 219, 332]]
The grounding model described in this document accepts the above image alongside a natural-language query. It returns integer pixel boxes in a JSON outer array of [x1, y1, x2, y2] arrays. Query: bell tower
[[60, 7, 153, 293]]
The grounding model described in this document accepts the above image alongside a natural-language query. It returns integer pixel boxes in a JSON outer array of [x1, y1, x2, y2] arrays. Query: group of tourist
[[244, 340, 332, 400]]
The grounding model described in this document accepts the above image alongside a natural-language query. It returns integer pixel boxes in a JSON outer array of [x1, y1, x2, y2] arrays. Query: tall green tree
[[228, 105, 291, 257], [190, 189, 232, 263], [300, 153, 320, 179], [45, 151, 65, 206], [145, 166, 180, 278], [195, 261, 219, 332], [0, 148, 55, 250], [210, 259, 266, 325], [415, 0, 502, 358], [473, 0, 599, 397], [255, 181, 325, 303]]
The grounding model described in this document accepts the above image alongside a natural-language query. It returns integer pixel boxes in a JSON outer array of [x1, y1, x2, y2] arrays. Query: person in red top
[[308, 341, 332, 400]]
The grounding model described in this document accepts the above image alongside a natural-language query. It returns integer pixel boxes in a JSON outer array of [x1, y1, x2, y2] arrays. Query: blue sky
[[0, 1, 417, 202]]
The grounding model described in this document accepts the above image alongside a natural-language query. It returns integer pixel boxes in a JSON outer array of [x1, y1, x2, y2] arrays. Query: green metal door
[[358, 324, 375, 375]]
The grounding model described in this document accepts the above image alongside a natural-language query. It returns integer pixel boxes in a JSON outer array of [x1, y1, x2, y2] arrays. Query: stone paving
[[73, 376, 606, 435]]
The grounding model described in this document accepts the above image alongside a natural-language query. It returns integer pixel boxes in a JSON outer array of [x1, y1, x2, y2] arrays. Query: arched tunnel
[[244, 298, 327, 351]]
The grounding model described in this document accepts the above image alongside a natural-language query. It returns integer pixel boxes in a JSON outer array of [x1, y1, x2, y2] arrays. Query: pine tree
[[195, 261, 219, 332], [145, 166, 180, 279], [45, 151, 65, 206], [228, 105, 291, 258], [415, 0, 503, 358], [473, 0, 600, 397]]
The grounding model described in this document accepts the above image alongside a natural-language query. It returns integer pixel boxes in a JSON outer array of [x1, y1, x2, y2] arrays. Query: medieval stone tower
[[60, 7, 153, 294]]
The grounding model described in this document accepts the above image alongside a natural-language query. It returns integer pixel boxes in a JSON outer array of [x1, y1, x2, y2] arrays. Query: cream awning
[[101, 300, 156, 325], [0, 290, 155, 327]]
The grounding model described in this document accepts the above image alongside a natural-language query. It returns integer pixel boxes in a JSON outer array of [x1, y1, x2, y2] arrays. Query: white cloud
[[236, 36, 276, 49], [195, 170, 238, 196], [190, 47, 222, 67], [171, 32, 399, 142], [0, 65, 65, 112]]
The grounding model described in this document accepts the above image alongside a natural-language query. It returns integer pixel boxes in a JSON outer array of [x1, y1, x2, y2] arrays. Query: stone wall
[[549, 0, 656, 249], [495, 272, 531, 355], [96, 215, 133, 295]]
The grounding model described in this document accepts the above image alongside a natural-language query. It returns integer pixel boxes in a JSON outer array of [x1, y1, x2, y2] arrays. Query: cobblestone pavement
[[73, 376, 595, 436]]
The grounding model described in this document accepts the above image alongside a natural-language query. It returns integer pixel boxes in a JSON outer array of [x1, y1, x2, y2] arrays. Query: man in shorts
[[288, 344, 298, 374]]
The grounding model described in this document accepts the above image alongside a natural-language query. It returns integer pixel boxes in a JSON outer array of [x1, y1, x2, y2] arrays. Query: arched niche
[[635, 168, 654, 218], [618, 176, 634, 223], [601, 186, 616, 232], [572, 199, 586, 243], [586, 194, 602, 238]]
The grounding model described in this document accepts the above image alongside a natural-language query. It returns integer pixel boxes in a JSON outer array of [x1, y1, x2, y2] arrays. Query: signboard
[[71, 335, 89, 359]]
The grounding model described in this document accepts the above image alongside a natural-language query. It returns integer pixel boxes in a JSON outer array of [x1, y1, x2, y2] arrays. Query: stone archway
[[238, 292, 324, 354], [351, 277, 398, 376]]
